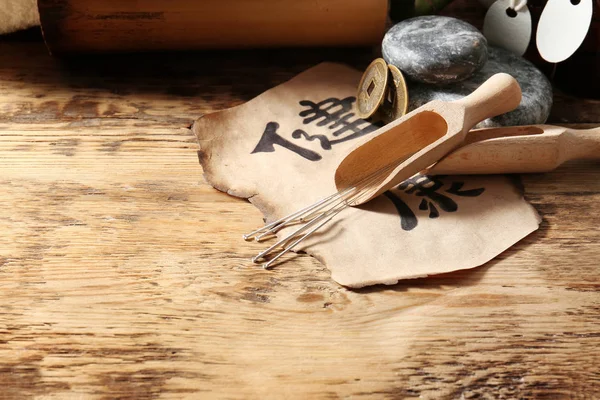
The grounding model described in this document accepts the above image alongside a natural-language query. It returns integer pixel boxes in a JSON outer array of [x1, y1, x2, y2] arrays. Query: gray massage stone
[[382, 16, 488, 84], [407, 46, 553, 128]]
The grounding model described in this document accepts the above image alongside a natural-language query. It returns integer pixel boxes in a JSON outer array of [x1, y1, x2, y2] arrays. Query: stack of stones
[[382, 16, 553, 128]]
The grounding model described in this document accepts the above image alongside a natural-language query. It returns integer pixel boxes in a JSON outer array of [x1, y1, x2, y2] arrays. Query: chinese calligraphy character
[[251, 122, 322, 161], [383, 191, 418, 231], [385, 175, 485, 231], [251, 97, 379, 161]]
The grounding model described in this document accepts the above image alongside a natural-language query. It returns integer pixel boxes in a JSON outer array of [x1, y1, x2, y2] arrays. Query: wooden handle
[[426, 125, 600, 176], [565, 126, 600, 160], [453, 73, 522, 130]]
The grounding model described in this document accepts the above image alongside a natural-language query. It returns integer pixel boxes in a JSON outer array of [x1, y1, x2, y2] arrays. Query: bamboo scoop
[[334, 73, 522, 206], [427, 124, 600, 175]]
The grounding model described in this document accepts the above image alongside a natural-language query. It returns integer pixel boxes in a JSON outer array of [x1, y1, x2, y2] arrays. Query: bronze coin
[[356, 58, 388, 119], [375, 64, 409, 124]]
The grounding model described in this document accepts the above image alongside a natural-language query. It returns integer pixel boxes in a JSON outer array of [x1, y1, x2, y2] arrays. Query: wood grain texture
[[0, 40, 599, 398], [37, 0, 388, 54]]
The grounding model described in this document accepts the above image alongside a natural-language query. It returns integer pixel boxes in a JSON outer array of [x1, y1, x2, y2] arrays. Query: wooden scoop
[[427, 124, 600, 175], [334, 73, 522, 205]]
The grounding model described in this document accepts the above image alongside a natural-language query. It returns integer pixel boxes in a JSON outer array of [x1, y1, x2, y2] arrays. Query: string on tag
[[510, 0, 528, 12]]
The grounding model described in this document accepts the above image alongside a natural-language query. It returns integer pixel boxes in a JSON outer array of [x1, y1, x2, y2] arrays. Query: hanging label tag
[[483, 0, 532, 56], [536, 0, 594, 63]]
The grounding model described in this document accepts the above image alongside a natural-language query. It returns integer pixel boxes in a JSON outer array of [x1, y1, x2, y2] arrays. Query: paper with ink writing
[[193, 63, 540, 288]]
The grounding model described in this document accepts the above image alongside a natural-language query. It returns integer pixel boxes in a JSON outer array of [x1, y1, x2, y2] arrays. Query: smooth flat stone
[[408, 46, 553, 128], [382, 16, 488, 84]]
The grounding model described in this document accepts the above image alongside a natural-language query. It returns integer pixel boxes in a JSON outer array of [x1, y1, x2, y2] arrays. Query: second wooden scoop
[[334, 73, 522, 205], [428, 124, 600, 175]]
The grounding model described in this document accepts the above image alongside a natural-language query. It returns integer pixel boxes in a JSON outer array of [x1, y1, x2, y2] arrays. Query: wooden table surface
[[1, 36, 599, 399]]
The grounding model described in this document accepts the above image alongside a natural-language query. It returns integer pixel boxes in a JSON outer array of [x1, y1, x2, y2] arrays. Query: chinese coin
[[375, 64, 409, 124], [356, 58, 388, 119]]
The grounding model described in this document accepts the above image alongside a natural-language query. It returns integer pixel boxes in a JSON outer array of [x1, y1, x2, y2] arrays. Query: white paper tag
[[483, 0, 532, 56], [536, 0, 594, 63]]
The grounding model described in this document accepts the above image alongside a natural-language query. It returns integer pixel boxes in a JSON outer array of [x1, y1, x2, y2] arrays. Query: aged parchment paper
[[193, 63, 541, 288]]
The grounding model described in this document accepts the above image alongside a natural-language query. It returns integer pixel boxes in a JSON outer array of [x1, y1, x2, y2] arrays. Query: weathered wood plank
[[0, 40, 599, 399]]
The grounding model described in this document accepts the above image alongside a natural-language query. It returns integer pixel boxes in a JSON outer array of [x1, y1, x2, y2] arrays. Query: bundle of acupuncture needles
[[243, 157, 410, 269]]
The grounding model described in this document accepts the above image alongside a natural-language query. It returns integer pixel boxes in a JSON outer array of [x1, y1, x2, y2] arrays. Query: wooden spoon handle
[[565, 126, 600, 160], [452, 73, 522, 130]]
